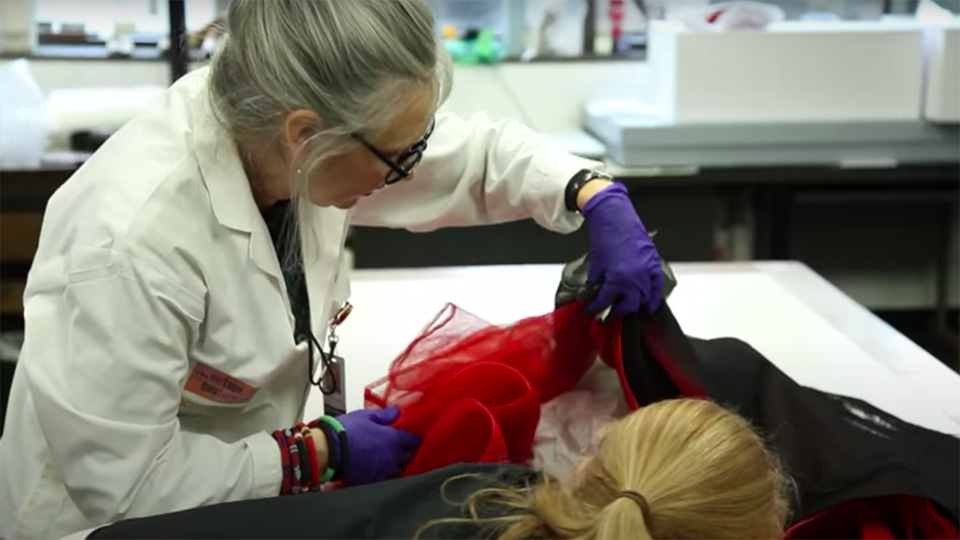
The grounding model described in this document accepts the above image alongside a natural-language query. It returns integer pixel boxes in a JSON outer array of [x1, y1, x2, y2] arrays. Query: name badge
[[323, 355, 347, 416], [184, 362, 258, 404]]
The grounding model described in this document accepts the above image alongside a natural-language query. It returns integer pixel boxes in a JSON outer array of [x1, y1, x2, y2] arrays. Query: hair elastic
[[618, 490, 651, 518]]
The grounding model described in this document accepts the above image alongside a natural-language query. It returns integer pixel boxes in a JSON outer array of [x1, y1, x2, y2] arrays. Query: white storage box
[[923, 21, 960, 123], [648, 20, 926, 124]]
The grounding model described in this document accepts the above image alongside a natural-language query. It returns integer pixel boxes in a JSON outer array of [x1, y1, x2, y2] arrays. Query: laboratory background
[[0, 0, 958, 436]]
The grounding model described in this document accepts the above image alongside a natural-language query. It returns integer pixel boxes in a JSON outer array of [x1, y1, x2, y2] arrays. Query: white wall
[[0, 57, 650, 132]]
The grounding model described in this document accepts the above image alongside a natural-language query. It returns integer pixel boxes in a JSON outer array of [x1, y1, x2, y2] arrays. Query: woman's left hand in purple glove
[[580, 181, 665, 318], [335, 406, 421, 486]]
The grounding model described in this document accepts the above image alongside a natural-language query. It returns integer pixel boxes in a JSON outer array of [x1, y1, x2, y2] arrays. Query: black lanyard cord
[[307, 330, 338, 396], [262, 202, 338, 397]]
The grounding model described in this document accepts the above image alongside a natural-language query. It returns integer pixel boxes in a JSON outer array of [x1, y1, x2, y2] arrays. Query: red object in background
[[610, 0, 625, 41], [706, 8, 727, 24], [365, 302, 602, 473], [786, 495, 959, 540]]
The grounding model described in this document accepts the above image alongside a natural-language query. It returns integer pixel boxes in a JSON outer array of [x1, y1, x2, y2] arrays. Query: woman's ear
[[283, 109, 324, 154]]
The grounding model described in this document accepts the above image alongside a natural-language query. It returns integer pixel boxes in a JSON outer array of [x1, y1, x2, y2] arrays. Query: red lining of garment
[[785, 495, 959, 539]]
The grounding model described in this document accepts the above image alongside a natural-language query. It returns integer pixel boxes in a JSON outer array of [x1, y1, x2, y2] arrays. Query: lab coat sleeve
[[21, 246, 281, 526], [350, 112, 602, 233]]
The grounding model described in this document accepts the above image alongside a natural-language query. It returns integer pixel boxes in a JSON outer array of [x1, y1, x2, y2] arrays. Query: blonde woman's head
[[578, 398, 789, 539], [429, 398, 790, 540]]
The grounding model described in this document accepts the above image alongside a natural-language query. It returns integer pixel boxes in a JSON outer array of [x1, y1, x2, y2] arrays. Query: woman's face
[[307, 85, 436, 209]]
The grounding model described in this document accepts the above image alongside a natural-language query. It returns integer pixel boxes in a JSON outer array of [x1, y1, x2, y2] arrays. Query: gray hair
[[208, 0, 452, 264]]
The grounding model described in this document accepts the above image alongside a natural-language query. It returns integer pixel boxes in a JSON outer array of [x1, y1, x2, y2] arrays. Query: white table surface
[[305, 261, 960, 437]]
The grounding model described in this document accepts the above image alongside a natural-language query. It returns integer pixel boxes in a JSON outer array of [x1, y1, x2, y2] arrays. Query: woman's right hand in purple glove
[[335, 405, 420, 486]]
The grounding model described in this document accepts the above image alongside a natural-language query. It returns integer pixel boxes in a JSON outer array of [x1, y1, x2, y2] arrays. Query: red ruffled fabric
[[364, 302, 605, 472]]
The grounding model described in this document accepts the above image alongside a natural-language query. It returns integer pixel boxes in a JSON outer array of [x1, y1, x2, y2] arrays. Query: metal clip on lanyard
[[326, 301, 353, 359], [309, 301, 353, 395]]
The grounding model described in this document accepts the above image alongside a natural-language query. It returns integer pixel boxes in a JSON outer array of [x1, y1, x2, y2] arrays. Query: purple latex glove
[[334, 405, 421, 486], [581, 182, 664, 317]]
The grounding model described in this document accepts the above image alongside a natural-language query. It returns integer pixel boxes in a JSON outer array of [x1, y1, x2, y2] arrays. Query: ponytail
[[419, 399, 790, 540], [594, 495, 654, 540]]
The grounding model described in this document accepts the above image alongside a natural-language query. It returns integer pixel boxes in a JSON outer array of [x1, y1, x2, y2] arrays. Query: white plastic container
[[923, 21, 960, 123], [648, 20, 927, 124]]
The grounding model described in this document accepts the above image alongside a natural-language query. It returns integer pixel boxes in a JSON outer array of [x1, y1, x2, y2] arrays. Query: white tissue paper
[[531, 360, 631, 478], [673, 1, 786, 31]]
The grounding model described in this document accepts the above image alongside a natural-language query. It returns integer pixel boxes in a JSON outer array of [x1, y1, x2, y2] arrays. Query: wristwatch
[[565, 169, 614, 213]]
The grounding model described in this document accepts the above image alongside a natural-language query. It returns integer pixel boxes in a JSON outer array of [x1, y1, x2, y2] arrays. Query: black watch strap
[[565, 169, 613, 212]]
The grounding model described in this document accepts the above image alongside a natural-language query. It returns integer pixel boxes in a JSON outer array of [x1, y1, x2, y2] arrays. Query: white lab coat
[[0, 67, 597, 540]]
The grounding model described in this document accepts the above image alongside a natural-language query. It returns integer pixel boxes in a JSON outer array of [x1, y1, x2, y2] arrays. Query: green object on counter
[[444, 28, 504, 64]]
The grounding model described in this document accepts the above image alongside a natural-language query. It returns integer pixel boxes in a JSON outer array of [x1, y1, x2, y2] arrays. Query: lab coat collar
[[192, 95, 283, 282], [192, 101, 258, 234]]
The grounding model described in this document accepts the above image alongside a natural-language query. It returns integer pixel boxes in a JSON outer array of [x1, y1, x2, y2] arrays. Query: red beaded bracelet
[[272, 430, 292, 495], [275, 421, 334, 494], [286, 429, 302, 494], [293, 430, 311, 492], [301, 427, 320, 491]]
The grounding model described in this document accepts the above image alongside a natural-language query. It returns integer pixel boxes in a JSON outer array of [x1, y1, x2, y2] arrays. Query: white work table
[[305, 261, 960, 437]]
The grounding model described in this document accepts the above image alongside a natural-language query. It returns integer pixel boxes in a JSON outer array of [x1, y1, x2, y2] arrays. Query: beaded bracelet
[[272, 430, 292, 495], [317, 416, 349, 483], [301, 426, 321, 490], [313, 420, 340, 483], [295, 422, 322, 491], [272, 416, 350, 490], [273, 427, 321, 494], [294, 431, 311, 493], [285, 429, 302, 494]]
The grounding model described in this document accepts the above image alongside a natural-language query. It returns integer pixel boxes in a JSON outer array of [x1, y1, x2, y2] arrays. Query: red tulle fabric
[[364, 302, 605, 473]]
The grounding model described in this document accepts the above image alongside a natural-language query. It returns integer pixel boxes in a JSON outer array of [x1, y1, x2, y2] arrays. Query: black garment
[[261, 200, 311, 344], [87, 463, 536, 539], [617, 308, 960, 527], [555, 252, 959, 531]]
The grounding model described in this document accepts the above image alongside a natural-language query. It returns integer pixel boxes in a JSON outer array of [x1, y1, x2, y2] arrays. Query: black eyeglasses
[[352, 118, 435, 185]]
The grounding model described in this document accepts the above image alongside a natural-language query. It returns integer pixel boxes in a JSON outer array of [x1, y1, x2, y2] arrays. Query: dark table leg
[[752, 185, 793, 260]]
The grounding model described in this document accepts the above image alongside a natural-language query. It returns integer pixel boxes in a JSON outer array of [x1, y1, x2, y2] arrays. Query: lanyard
[[308, 301, 352, 396], [268, 202, 354, 397]]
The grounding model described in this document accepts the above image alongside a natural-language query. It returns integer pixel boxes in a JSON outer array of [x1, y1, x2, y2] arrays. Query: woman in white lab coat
[[0, 1, 664, 539]]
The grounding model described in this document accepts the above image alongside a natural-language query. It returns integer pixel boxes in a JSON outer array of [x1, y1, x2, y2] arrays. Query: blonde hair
[[421, 399, 790, 540]]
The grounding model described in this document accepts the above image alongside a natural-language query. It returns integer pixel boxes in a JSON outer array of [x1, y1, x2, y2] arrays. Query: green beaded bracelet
[[319, 415, 349, 482]]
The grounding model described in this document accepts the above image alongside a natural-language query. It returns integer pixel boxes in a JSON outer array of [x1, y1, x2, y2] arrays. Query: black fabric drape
[[88, 463, 536, 539], [617, 308, 960, 527]]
